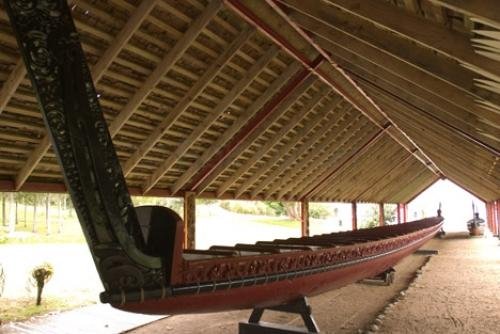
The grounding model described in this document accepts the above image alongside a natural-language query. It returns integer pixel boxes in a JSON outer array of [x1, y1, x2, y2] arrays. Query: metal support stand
[[360, 267, 395, 286], [239, 297, 320, 334]]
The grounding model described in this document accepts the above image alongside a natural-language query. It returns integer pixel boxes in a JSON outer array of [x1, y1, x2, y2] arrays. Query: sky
[[407, 179, 487, 232]]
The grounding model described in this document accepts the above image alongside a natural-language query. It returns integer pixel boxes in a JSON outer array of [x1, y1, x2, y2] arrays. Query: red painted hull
[[115, 219, 442, 315]]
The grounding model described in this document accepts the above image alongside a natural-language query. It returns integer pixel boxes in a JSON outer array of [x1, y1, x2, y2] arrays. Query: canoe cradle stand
[[239, 296, 320, 334]]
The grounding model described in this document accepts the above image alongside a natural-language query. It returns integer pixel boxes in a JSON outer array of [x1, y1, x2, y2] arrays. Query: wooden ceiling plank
[[245, 104, 351, 198], [142, 45, 280, 193], [303, 126, 389, 199], [13, 0, 161, 190], [215, 86, 332, 196], [282, 118, 373, 199], [121, 27, 254, 176], [429, 0, 500, 30], [312, 33, 500, 130], [378, 102, 500, 194], [173, 62, 300, 196], [316, 137, 399, 201], [286, 5, 500, 109], [169, 64, 305, 195], [323, 0, 500, 82], [187, 64, 319, 194], [107, 0, 223, 137], [236, 0, 444, 177], [345, 61, 500, 154], [354, 153, 415, 201], [273, 111, 364, 199]]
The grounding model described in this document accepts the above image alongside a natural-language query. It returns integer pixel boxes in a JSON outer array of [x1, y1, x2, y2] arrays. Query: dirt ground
[[127, 236, 500, 334], [377, 236, 500, 334], [127, 248, 431, 334]]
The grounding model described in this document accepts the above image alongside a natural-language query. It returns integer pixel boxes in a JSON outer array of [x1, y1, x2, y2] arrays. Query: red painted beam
[[495, 200, 500, 236], [302, 125, 389, 200], [351, 202, 357, 231], [187, 56, 322, 193], [229, 0, 443, 179], [301, 199, 309, 237]]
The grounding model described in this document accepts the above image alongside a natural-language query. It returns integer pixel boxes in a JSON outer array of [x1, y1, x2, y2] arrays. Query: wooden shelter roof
[[0, 0, 498, 203]]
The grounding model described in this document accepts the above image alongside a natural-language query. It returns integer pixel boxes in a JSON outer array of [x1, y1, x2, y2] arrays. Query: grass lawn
[[254, 216, 301, 228], [0, 297, 95, 323]]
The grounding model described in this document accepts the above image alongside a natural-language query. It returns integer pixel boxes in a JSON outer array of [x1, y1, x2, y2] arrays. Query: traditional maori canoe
[[5, 0, 444, 315]]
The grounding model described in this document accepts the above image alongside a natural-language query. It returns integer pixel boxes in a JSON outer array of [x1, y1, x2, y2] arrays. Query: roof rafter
[[240, 96, 342, 198], [218, 85, 332, 197], [324, 0, 500, 83], [143, 44, 280, 193], [122, 26, 255, 176], [303, 126, 389, 199], [107, 0, 223, 137], [226, 0, 443, 182], [277, 115, 371, 200], [13, 0, 162, 190], [428, 0, 500, 29], [187, 60, 322, 194], [174, 61, 304, 195]]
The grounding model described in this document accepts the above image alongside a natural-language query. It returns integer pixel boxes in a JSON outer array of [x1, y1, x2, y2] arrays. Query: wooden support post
[[403, 204, 408, 223], [301, 199, 309, 237], [495, 200, 500, 237], [352, 202, 358, 231], [184, 192, 196, 249], [396, 203, 401, 224], [379, 203, 385, 226]]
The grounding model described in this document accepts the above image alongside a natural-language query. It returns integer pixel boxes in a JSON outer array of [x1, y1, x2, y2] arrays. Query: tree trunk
[[24, 198, 28, 227], [36, 282, 44, 306], [15, 196, 18, 225], [1, 194, 6, 226], [45, 193, 50, 235], [32, 196, 37, 233], [8, 193, 15, 235]]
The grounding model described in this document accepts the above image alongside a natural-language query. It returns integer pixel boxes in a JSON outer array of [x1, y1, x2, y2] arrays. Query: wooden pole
[[495, 200, 500, 237], [45, 193, 50, 235], [351, 202, 357, 231], [8, 192, 15, 235], [300, 199, 309, 237], [396, 203, 401, 224], [379, 203, 385, 226], [183, 192, 196, 249], [403, 203, 408, 223]]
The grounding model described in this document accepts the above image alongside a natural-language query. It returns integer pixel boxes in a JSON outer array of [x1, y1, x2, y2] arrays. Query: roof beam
[[240, 97, 342, 198], [187, 60, 320, 194], [143, 45, 280, 193], [226, 0, 443, 180], [323, 0, 500, 83], [179, 61, 303, 194], [172, 62, 302, 195], [216, 85, 332, 197], [107, 0, 223, 137], [0, 59, 26, 115], [121, 27, 255, 176], [303, 126, 389, 200], [280, 117, 372, 200], [272, 110, 363, 200], [342, 61, 500, 155], [428, 0, 500, 29], [13, 0, 161, 190], [313, 34, 500, 131], [284, 3, 500, 109]]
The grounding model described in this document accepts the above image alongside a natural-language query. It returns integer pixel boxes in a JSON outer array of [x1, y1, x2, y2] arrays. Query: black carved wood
[[5, 0, 167, 295]]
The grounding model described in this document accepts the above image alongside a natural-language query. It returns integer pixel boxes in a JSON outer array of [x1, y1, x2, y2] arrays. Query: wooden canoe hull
[[114, 220, 441, 315]]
